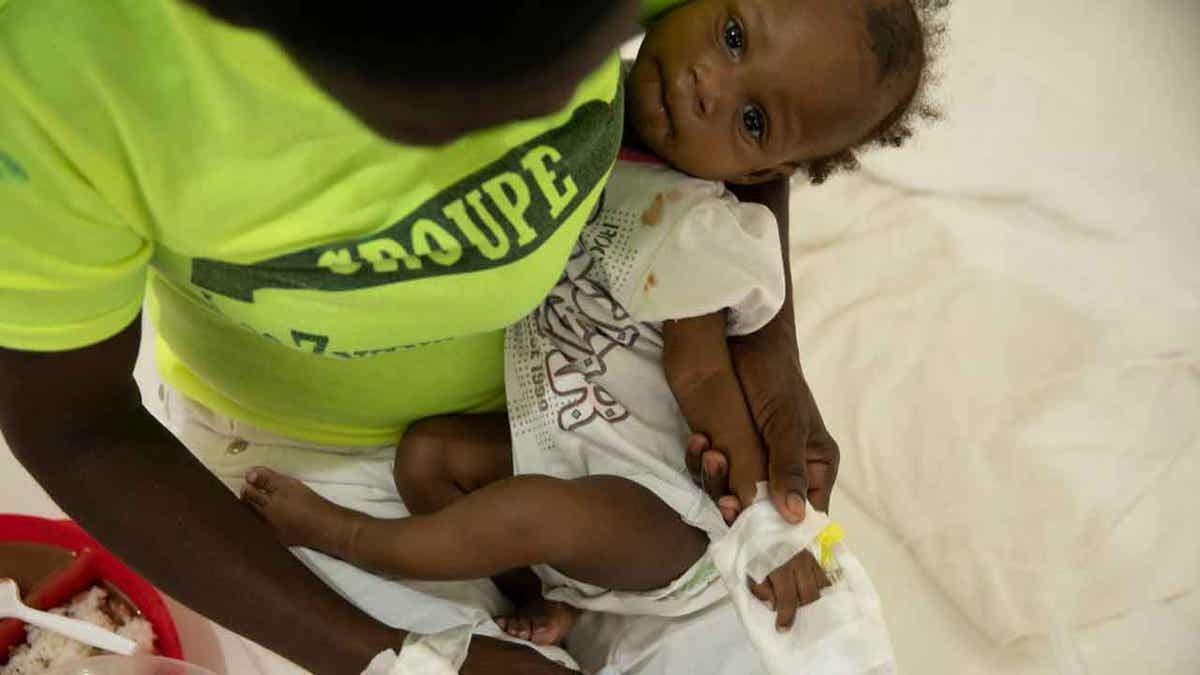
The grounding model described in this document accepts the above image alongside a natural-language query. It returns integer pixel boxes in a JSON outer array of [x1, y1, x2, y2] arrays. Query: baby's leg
[[244, 415, 707, 644], [392, 417, 708, 594], [239, 414, 511, 557], [391, 414, 514, 515], [246, 469, 707, 595], [391, 416, 578, 644]]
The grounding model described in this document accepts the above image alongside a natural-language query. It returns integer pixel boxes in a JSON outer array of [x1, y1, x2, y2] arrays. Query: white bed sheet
[[771, 0, 1199, 670], [807, 489, 1200, 675], [784, 167, 1200, 646]]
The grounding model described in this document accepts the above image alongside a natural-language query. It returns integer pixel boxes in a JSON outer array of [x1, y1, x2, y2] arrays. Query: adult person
[[0, 1, 839, 672]]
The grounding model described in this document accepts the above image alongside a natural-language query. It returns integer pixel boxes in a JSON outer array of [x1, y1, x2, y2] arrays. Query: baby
[[243, 0, 934, 652]]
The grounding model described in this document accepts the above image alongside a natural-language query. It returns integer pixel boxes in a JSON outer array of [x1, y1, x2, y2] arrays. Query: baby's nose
[[690, 62, 729, 120]]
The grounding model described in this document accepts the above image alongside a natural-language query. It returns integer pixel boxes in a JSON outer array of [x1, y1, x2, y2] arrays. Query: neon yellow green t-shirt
[[0, 0, 681, 446], [642, 0, 686, 21]]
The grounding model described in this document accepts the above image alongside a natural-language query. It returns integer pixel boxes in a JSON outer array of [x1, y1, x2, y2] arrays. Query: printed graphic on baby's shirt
[[535, 262, 642, 431]]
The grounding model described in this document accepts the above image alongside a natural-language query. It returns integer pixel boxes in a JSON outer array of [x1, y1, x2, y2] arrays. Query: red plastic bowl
[[0, 514, 183, 660]]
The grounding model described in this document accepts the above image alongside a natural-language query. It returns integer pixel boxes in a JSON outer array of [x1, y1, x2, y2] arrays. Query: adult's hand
[[690, 178, 840, 522]]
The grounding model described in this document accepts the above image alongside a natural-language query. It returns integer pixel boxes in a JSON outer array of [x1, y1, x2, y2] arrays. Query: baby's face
[[628, 0, 909, 184]]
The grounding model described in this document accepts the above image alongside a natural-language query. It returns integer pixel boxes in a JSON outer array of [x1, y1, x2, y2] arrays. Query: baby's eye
[[723, 17, 745, 59], [742, 104, 766, 140]]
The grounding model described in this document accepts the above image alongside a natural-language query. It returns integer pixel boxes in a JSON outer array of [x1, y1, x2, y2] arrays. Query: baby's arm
[[663, 311, 767, 513], [662, 317, 834, 629]]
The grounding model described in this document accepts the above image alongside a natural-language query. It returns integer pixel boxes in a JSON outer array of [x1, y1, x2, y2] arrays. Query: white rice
[[2, 586, 156, 675]]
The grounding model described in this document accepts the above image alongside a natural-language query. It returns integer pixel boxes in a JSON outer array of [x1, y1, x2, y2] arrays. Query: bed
[[3, 0, 1198, 672]]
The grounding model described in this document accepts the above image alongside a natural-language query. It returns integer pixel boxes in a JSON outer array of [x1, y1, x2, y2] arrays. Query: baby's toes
[[241, 482, 270, 511], [245, 466, 284, 493], [530, 617, 559, 644], [510, 616, 532, 640], [495, 615, 521, 639]]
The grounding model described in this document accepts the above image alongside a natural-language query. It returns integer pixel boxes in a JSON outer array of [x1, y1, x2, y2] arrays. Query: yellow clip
[[816, 522, 845, 569]]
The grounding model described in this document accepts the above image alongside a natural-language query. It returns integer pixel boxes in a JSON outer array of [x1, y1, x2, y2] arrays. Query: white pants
[[152, 381, 579, 671]]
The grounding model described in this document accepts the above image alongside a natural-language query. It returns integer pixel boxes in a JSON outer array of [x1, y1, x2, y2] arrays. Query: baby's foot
[[241, 467, 360, 557], [495, 597, 581, 646]]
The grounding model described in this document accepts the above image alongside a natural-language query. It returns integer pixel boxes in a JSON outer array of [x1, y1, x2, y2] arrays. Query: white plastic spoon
[[0, 579, 137, 655]]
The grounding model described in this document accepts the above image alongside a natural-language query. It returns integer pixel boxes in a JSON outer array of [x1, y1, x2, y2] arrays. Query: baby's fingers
[[769, 568, 798, 632], [796, 557, 823, 607], [685, 434, 709, 484], [700, 449, 730, 503], [717, 496, 742, 524], [747, 576, 775, 611], [788, 552, 827, 607]]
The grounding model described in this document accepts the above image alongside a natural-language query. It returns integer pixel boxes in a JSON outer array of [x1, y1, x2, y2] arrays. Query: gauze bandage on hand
[[709, 483, 896, 675]]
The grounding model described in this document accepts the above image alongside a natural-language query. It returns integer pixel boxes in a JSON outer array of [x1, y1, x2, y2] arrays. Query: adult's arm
[[0, 317, 572, 674], [706, 179, 840, 521]]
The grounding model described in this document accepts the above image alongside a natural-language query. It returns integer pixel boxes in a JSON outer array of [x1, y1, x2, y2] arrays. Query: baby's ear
[[729, 163, 798, 186]]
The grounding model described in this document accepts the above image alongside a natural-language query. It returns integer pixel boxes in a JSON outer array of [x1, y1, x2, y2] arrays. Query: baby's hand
[[748, 550, 832, 632], [685, 434, 764, 524]]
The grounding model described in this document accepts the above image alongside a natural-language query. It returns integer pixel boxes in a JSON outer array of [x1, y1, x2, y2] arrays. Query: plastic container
[[0, 515, 183, 660], [44, 655, 218, 675]]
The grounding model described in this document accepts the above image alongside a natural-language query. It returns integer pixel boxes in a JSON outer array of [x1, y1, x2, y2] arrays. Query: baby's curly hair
[[800, 0, 949, 184]]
